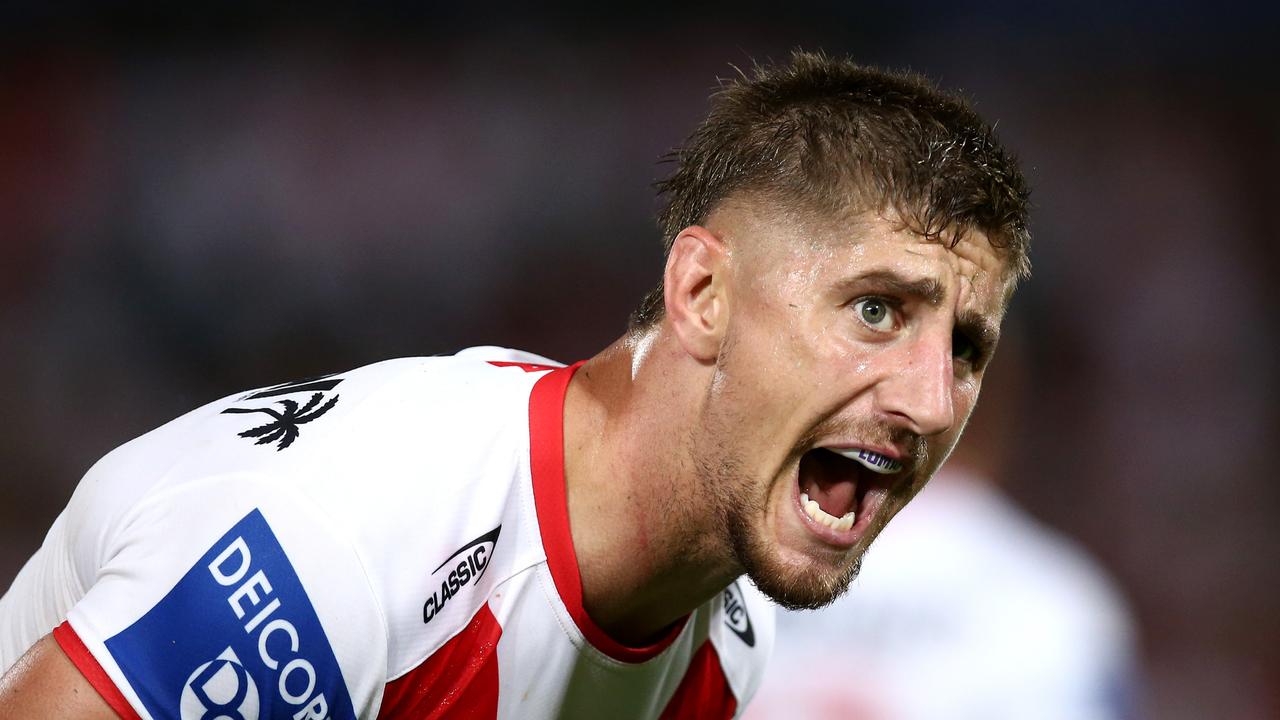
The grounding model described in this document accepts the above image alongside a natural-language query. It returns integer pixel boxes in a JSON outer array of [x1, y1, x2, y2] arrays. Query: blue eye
[[853, 298, 895, 331]]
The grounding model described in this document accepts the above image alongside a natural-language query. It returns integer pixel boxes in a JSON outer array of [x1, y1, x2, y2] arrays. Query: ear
[[663, 225, 730, 362]]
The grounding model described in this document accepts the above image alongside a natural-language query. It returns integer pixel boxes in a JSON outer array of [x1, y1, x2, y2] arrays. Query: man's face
[[693, 201, 1011, 609]]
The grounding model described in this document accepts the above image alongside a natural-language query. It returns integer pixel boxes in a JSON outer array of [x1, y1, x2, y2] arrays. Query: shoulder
[[49, 349, 567, 718], [762, 478, 1137, 719], [916, 478, 1133, 638], [66, 351, 555, 536]]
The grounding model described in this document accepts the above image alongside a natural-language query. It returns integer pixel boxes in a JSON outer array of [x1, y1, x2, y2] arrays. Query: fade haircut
[[630, 51, 1031, 329]]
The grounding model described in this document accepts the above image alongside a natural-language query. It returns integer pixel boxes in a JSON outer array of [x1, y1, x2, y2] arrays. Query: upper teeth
[[800, 492, 856, 531], [837, 448, 903, 474]]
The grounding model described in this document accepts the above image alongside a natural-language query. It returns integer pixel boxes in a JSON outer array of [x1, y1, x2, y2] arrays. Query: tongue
[[799, 450, 860, 517]]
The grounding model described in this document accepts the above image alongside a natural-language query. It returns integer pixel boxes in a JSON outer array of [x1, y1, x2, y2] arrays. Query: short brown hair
[[630, 51, 1031, 328]]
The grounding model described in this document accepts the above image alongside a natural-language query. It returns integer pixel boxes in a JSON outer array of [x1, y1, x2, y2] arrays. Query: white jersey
[[0, 348, 773, 719], [745, 471, 1138, 720]]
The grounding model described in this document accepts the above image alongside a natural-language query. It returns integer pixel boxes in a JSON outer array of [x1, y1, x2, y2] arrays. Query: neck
[[561, 329, 740, 646]]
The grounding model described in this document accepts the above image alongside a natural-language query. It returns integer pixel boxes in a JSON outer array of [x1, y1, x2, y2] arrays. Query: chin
[[728, 519, 863, 610]]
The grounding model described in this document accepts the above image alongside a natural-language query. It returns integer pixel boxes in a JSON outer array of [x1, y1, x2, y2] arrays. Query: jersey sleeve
[[59, 473, 387, 720]]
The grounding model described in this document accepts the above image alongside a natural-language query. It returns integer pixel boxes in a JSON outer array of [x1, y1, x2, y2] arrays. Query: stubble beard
[[690, 332, 871, 610], [715, 454, 865, 611], [692, 375, 935, 611], [693, 410, 867, 612], [692, 330, 936, 610]]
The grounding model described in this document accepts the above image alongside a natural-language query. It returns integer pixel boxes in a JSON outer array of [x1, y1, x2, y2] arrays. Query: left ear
[[662, 225, 731, 362]]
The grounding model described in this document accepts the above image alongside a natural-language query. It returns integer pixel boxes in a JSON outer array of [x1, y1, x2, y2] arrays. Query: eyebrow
[[843, 270, 1002, 355], [852, 270, 946, 305]]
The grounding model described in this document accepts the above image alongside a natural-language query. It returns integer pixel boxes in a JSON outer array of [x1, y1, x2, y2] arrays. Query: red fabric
[[658, 641, 738, 720], [51, 621, 143, 720], [527, 364, 689, 664], [378, 604, 503, 719], [486, 361, 560, 372]]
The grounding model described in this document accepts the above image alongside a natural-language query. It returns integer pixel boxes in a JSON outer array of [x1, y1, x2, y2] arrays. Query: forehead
[[708, 200, 1012, 315]]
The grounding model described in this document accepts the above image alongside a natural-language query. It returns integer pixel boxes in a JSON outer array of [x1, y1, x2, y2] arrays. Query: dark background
[[2, 3, 1277, 717]]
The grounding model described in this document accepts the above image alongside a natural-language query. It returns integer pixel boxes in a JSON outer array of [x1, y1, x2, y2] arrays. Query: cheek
[[954, 378, 980, 413], [729, 309, 814, 389], [711, 328, 793, 433]]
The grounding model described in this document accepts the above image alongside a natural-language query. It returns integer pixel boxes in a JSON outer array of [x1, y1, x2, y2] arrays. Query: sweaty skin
[[566, 200, 1011, 640], [0, 636, 114, 717]]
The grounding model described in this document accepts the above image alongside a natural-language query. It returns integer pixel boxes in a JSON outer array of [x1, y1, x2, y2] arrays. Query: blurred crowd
[[1, 3, 1277, 718]]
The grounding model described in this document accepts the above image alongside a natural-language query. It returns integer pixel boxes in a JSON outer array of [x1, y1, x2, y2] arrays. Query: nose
[[874, 331, 955, 437]]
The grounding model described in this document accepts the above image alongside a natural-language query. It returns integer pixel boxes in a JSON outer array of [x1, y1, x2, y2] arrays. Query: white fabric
[[0, 348, 773, 719], [745, 471, 1139, 720]]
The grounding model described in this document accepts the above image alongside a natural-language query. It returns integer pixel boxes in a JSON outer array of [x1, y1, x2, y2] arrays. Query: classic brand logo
[[180, 648, 259, 720], [106, 509, 356, 720], [422, 526, 501, 625], [722, 581, 756, 647]]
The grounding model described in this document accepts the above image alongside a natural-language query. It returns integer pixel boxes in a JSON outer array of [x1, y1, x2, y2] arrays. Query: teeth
[[800, 492, 856, 531], [837, 448, 903, 474]]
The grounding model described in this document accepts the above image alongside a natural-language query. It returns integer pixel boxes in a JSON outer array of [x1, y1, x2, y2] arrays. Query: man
[[0, 51, 1029, 718]]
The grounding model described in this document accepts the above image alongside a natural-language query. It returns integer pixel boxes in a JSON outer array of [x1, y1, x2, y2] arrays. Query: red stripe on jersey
[[658, 641, 738, 720], [378, 603, 502, 719], [51, 621, 144, 720], [486, 361, 561, 372], [528, 364, 689, 664]]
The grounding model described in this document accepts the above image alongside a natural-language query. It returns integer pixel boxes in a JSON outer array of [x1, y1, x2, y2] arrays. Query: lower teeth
[[800, 492, 856, 531]]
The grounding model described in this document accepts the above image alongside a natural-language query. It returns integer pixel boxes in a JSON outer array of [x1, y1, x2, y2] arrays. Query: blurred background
[[1, 2, 1276, 717]]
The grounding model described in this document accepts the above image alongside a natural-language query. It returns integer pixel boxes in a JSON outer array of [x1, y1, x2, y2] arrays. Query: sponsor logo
[[223, 374, 345, 451], [180, 648, 259, 720], [107, 509, 356, 719], [722, 581, 755, 647], [422, 526, 501, 625]]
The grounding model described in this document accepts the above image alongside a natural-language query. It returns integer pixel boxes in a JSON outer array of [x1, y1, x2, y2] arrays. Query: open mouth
[[797, 447, 903, 534]]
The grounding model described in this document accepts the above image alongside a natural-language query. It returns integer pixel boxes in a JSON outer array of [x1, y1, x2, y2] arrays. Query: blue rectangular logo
[[106, 509, 356, 720]]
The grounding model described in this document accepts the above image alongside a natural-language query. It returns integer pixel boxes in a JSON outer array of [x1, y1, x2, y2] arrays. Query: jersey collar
[[528, 363, 689, 663]]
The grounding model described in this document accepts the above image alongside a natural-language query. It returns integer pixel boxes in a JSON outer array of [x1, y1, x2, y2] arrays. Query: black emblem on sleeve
[[222, 374, 344, 451], [242, 373, 343, 400], [722, 580, 756, 647]]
